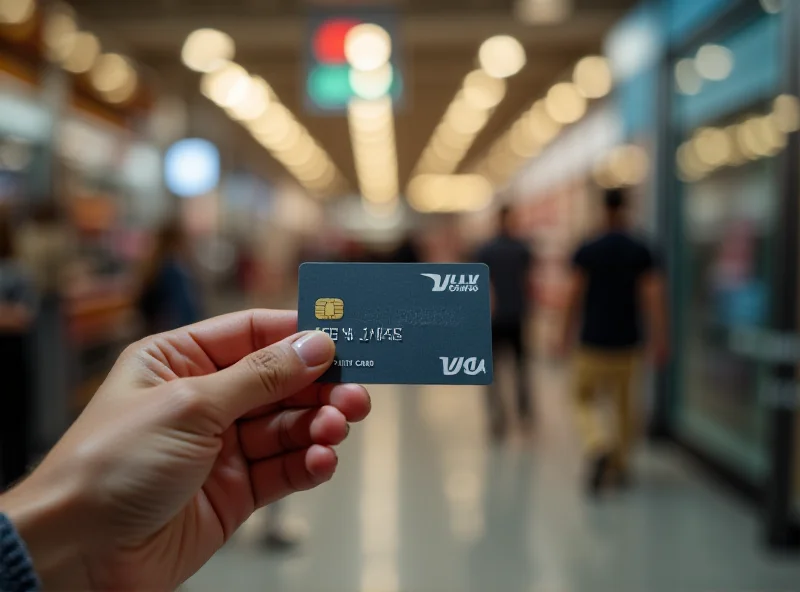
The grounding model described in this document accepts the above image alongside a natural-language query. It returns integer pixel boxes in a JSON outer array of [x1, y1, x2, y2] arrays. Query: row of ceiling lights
[[677, 95, 800, 182], [182, 29, 345, 197], [675, 43, 734, 96], [341, 23, 401, 213], [410, 35, 526, 184], [0, 0, 140, 105], [470, 54, 612, 187], [349, 97, 399, 214]]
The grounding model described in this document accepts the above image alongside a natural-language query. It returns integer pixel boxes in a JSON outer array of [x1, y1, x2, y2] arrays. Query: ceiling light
[[445, 97, 490, 135], [693, 127, 731, 167], [773, 94, 800, 133], [695, 44, 734, 81], [103, 70, 138, 104], [201, 62, 250, 107], [675, 58, 703, 95], [344, 23, 392, 72], [545, 82, 586, 124], [350, 63, 394, 100], [526, 101, 562, 144], [43, 6, 77, 63], [90, 53, 133, 93], [515, 0, 573, 24], [479, 35, 526, 79], [760, 0, 782, 13], [63, 31, 100, 74], [462, 70, 506, 110], [0, 0, 35, 25], [607, 145, 649, 186], [408, 174, 493, 213], [182, 28, 235, 73], [228, 76, 271, 121], [573, 56, 612, 99]]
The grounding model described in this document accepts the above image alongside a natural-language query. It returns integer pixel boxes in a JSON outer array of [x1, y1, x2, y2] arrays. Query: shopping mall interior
[[1, 0, 800, 590]]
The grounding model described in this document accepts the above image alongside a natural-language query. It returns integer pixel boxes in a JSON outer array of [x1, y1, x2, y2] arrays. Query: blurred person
[[0, 210, 36, 489], [0, 311, 371, 591], [137, 220, 203, 334], [16, 203, 73, 450], [559, 188, 668, 496], [476, 205, 535, 439], [391, 234, 422, 263]]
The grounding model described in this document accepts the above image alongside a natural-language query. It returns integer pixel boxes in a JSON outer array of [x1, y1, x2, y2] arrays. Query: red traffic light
[[313, 18, 360, 64]]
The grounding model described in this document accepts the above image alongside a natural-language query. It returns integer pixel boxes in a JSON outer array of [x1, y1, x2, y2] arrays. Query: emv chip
[[315, 298, 344, 320]]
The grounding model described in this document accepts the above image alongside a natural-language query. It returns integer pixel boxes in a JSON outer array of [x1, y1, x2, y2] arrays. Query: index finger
[[179, 309, 298, 370]]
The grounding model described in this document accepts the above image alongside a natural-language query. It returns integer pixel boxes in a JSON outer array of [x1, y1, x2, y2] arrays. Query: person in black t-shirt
[[476, 205, 535, 439], [559, 188, 668, 495]]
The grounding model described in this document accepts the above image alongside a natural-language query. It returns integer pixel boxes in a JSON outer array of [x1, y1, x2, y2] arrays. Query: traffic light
[[306, 11, 403, 113]]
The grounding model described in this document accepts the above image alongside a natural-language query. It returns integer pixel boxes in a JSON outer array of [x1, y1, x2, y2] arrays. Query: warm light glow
[[462, 70, 506, 110], [526, 100, 562, 144], [43, 6, 77, 63], [350, 63, 394, 100], [344, 23, 392, 72], [202, 62, 250, 108], [695, 44, 734, 81], [227, 76, 271, 121], [607, 144, 649, 186], [103, 70, 138, 104], [63, 31, 100, 74], [479, 35, 526, 79], [545, 82, 587, 124], [408, 174, 493, 213], [509, 121, 541, 158], [773, 94, 800, 133], [693, 127, 732, 167], [349, 97, 398, 204], [675, 58, 703, 95], [90, 53, 134, 93], [445, 97, 490, 135], [181, 28, 235, 73], [573, 56, 612, 99], [0, 0, 35, 25]]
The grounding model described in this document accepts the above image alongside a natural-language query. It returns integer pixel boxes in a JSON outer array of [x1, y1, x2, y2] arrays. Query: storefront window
[[672, 14, 782, 480]]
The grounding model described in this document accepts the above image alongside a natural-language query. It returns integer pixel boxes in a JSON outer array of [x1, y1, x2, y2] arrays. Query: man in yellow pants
[[559, 188, 668, 496]]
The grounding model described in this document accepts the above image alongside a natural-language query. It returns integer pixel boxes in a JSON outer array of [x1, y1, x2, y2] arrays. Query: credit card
[[298, 263, 493, 385]]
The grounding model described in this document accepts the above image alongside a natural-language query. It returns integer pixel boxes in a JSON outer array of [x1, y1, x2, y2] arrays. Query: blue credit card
[[298, 263, 494, 385]]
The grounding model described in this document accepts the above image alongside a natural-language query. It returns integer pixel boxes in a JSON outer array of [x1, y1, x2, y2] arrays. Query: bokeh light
[[181, 29, 235, 73], [478, 35, 526, 79]]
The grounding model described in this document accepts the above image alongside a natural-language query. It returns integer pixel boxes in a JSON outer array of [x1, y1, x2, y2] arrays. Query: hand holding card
[[298, 263, 494, 385]]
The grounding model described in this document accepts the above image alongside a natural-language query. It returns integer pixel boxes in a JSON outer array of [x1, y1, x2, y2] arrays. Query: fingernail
[[292, 331, 335, 367]]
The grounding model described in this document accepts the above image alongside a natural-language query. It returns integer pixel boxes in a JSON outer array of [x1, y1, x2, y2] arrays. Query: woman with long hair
[[0, 209, 35, 489]]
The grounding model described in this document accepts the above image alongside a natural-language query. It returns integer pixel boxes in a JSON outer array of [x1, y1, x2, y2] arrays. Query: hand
[[0, 310, 370, 591]]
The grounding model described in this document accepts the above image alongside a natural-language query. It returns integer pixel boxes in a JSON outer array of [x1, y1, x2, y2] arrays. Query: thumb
[[187, 331, 335, 427]]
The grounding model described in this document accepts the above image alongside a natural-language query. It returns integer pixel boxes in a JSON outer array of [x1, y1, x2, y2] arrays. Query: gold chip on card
[[315, 298, 344, 320]]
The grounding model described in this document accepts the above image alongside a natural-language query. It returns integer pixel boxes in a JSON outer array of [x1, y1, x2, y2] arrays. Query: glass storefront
[[671, 13, 783, 481]]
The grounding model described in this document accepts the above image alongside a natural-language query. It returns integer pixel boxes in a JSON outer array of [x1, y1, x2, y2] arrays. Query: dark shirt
[[477, 234, 533, 324], [572, 231, 657, 349], [0, 513, 40, 591], [139, 258, 202, 333]]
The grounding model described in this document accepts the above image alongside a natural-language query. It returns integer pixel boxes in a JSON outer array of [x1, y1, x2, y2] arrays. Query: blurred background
[[0, 0, 800, 590]]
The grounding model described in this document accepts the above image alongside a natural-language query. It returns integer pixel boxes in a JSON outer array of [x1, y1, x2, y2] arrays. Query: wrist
[[0, 467, 91, 587]]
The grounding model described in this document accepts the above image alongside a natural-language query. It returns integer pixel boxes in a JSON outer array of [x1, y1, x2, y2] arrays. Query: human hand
[[0, 310, 370, 591]]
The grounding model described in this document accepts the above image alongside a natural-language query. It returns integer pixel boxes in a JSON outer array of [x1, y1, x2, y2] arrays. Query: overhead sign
[[305, 9, 404, 114]]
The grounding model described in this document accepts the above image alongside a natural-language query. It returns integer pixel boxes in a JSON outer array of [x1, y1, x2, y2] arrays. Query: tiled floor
[[186, 362, 800, 592]]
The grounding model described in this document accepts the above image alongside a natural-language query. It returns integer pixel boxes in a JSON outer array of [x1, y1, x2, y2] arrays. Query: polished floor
[[186, 361, 800, 592]]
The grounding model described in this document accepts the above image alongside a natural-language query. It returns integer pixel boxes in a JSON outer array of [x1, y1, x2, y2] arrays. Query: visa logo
[[440, 357, 487, 376], [421, 273, 480, 293]]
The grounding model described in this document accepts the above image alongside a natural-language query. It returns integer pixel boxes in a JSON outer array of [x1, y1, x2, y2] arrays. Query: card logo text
[[421, 273, 479, 293], [440, 356, 487, 376]]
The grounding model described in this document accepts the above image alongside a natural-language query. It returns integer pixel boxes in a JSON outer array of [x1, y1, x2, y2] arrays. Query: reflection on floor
[[186, 362, 800, 592]]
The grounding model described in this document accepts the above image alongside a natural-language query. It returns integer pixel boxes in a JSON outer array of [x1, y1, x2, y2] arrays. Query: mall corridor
[[186, 362, 800, 592]]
